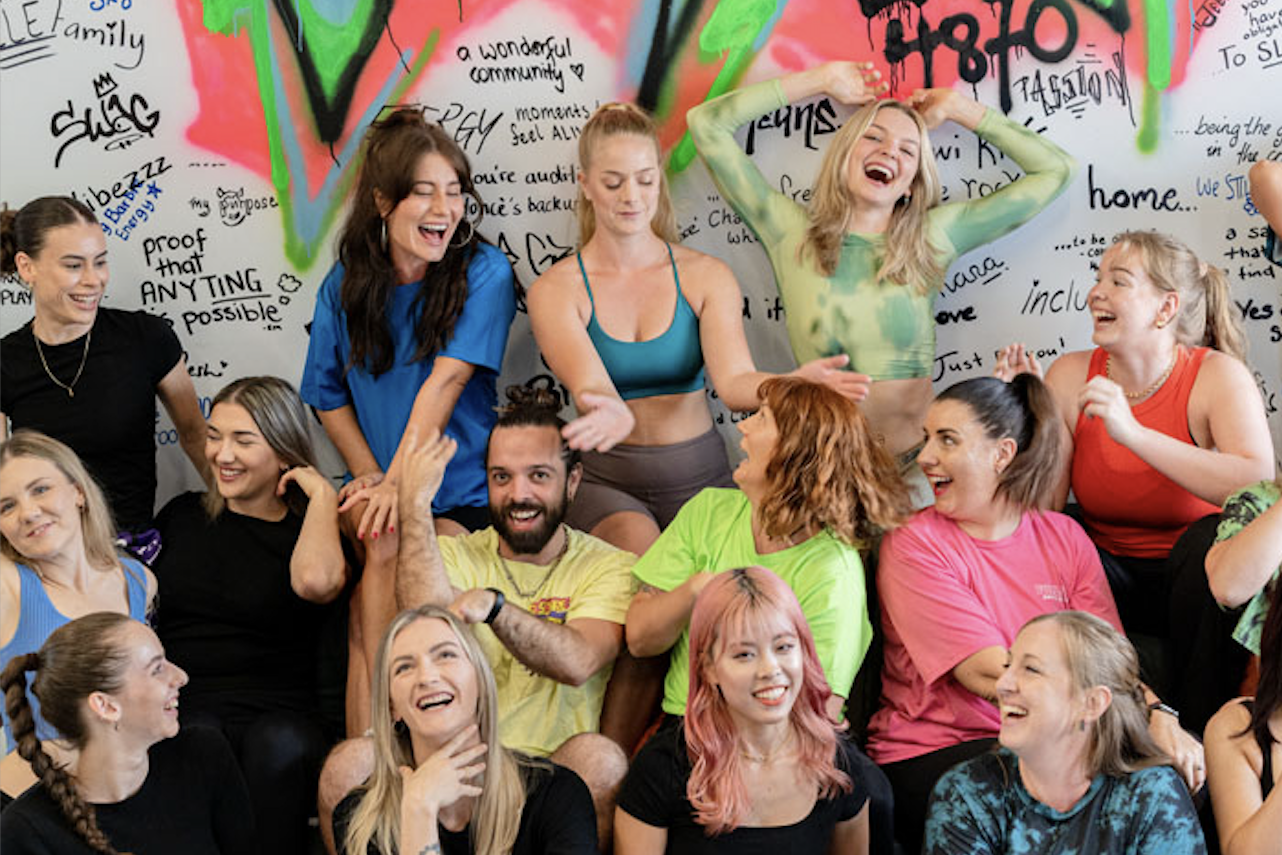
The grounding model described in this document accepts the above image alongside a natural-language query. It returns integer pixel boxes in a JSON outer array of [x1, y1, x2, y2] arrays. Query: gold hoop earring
[[450, 217, 475, 248]]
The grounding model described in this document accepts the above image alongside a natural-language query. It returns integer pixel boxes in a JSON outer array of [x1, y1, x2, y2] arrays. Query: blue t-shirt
[[300, 243, 516, 512], [924, 748, 1206, 855]]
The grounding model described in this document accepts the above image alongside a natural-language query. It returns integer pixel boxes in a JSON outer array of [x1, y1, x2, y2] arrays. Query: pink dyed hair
[[684, 567, 850, 835]]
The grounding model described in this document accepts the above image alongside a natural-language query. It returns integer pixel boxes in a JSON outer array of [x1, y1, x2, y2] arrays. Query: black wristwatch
[[483, 588, 506, 624], [1148, 701, 1180, 720]]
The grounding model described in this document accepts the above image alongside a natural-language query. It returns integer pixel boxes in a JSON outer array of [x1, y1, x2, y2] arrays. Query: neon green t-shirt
[[631, 488, 869, 715]]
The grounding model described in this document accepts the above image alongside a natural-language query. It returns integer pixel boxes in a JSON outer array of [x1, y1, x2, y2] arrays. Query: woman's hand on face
[[1148, 712, 1206, 793], [399, 725, 487, 819], [792, 355, 872, 402], [819, 61, 888, 106], [1077, 376, 1142, 447], [276, 465, 337, 502], [562, 392, 635, 452], [993, 343, 1043, 383]]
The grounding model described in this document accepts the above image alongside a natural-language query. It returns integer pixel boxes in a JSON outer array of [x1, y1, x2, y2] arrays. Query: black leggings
[[880, 738, 997, 854], [183, 706, 331, 855]]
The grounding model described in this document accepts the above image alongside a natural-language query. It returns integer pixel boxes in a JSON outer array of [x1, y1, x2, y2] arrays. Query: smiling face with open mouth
[[17, 220, 109, 339], [381, 151, 466, 279], [0, 455, 87, 565], [1088, 244, 1171, 348], [486, 424, 577, 559], [845, 106, 922, 214], [705, 610, 803, 729], [996, 620, 1090, 759], [108, 621, 189, 745], [389, 617, 479, 750], [918, 399, 1011, 536]]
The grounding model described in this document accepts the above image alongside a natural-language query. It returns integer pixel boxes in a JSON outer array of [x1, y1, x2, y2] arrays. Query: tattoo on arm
[[417, 845, 442, 855]]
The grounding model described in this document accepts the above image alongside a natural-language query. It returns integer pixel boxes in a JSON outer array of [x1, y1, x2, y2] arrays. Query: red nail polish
[[372, 531, 379, 539], [389, 526, 395, 533]]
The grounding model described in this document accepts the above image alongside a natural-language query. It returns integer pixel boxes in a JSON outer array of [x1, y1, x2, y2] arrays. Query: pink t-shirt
[[866, 507, 1122, 764]]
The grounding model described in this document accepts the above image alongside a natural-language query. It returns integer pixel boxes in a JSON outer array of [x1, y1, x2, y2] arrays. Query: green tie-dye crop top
[[688, 80, 1076, 380]]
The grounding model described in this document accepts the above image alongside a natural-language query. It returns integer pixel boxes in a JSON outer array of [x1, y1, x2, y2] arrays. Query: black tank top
[[1245, 700, 1275, 798]]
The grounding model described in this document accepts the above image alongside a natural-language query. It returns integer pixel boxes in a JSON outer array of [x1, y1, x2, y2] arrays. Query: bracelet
[[483, 588, 505, 624], [1148, 701, 1180, 720]]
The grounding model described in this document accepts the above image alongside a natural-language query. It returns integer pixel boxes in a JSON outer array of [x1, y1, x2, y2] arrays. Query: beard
[[490, 489, 569, 555]]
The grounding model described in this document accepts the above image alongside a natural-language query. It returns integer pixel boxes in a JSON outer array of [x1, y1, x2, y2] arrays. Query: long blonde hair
[[343, 606, 535, 855], [803, 101, 943, 291], [575, 102, 678, 247], [1111, 230, 1248, 364]]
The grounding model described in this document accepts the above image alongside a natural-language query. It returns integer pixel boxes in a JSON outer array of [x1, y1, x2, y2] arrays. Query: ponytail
[[1, 613, 134, 855], [1200, 263, 1248, 363], [935, 374, 1063, 511], [1112, 231, 1250, 365]]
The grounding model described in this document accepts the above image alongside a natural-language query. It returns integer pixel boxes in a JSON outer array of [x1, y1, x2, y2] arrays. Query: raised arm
[[395, 430, 461, 610], [922, 88, 1077, 257], [527, 266, 635, 452], [687, 62, 884, 243], [276, 465, 347, 603]]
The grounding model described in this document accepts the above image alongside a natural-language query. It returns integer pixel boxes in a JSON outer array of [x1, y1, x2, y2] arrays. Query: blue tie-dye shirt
[[924, 749, 1205, 855]]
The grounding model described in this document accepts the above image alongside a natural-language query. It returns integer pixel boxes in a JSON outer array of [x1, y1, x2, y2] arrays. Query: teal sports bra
[[580, 244, 706, 401]]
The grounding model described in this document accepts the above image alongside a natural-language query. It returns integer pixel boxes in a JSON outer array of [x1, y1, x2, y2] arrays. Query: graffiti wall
[[1, 0, 1278, 501]]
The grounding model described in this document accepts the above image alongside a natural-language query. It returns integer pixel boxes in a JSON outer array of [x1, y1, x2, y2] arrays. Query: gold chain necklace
[[496, 526, 569, 600], [738, 728, 795, 764], [33, 327, 92, 398], [1106, 349, 1176, 401]]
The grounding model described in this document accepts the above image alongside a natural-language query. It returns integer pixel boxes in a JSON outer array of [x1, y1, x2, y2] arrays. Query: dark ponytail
[[936, 374, 1064, 510], [1, 613, 135, 855], [0, 196, 98, 276]]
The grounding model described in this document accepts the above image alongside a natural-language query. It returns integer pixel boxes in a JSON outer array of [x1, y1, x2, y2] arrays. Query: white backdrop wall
[[1, 0, 1278, 506]]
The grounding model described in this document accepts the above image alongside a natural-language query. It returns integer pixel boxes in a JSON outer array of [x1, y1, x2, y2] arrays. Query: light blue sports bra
[[579, 244, 706, 401]]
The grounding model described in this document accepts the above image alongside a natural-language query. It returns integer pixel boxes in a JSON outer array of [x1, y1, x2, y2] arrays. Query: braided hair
[[1, 612, 135, 855]]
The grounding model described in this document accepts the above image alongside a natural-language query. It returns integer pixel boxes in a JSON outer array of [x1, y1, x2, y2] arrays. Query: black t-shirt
[[0, 308, 183, 530], [617, 726, 869, 854], [332, 760, 597, 855], [152, 492, 334, 718], [0, 726, 257, 854]]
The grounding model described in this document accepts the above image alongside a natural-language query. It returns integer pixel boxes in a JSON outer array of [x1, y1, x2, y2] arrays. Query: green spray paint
[[201, 1, 435, 268], [669, 0, 776, 174], [1137, 0, 1172, 151]]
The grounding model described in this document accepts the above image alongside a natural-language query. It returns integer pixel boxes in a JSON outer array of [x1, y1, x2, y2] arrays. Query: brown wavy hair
[[575, 102, 678, 247], [754, 377, 911, 546], [1, 612, 135, 855], [337, 108, 491, 377]]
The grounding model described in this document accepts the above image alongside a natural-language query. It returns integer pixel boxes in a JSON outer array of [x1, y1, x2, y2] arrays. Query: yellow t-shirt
[[439, 526, 637, 755]]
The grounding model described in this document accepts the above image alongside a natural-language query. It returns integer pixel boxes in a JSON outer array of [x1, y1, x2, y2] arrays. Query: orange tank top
[[1071, 346, 1219, 559]]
